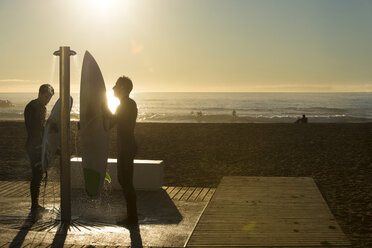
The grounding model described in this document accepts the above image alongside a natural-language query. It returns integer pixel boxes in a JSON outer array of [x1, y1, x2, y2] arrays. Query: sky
[[0, 0, 371, 93]]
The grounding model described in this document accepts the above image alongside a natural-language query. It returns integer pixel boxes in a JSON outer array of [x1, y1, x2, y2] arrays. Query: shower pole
[[53, 47, 76, 222]]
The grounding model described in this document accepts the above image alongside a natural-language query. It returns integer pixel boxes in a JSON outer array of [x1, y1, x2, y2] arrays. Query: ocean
[[0, 92, 371, 123]]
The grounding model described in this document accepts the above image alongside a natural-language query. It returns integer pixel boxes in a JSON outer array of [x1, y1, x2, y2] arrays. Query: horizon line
[[1, 91, 372, 94]]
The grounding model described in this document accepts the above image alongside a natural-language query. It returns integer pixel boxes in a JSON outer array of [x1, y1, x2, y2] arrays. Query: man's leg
[[117, 154, 138, 223], [28, 149, 43, 210]]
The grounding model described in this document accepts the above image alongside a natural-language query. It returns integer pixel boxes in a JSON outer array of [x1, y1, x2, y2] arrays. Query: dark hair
[[39, 84, 54, 95], [117, 76, 133, 93]]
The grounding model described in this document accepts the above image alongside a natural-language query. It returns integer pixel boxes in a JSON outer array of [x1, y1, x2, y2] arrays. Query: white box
[[70, 157, 164, 190]]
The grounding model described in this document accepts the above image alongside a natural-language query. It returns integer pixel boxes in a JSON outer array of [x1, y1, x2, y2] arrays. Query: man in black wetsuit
[[108, 76, 138, 225], [24, 84, 54, 215]]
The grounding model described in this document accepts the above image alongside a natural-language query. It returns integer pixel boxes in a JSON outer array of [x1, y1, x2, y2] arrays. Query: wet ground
[[0, 185, 208, 247]]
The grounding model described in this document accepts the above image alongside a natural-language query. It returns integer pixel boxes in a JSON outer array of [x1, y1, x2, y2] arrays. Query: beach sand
[[0, 121, 371, 247]]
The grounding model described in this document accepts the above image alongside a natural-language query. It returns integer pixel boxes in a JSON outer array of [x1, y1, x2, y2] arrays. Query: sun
[[92, 0, 113, 10], [82, 0, 120, 16], [106, 91, 120, 114]]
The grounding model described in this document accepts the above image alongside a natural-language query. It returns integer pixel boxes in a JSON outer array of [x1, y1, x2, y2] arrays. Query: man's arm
[[128, 101, 137, 130], [24, 103, 43, 147]]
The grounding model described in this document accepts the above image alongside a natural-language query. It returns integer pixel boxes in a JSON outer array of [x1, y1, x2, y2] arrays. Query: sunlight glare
[[85, 0, 120, 15], [106, 91, 120, 114]]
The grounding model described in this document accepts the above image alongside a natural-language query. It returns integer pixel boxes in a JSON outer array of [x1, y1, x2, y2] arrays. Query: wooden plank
[[0, 181, 16, 192], [168, 186, 182, 199], [36, 243, 52, 248], [165, 186, 175, 196], [48, 182, 60, 197], [187, 176, 351, 247], [43, 182, 59, 199], [0, 181, 61, 198], [162, 186, 217, 202], [194, 220, 342, 229], [0, 185, 17, 196], [0, 242, 10, 248], [63, 244, 77, 248], [180, 187, 196, 201], [173, 187, 188, 201], [2, 182, 27, 196], [0, 180, 11, 186], [0, 181, 13, 189], [6, 181, 30, 197], [21, 242, 31, 247], [203, 188, 215, 202], [187, 187, 203, 201], [40, 182, 55, 198], [195, 188, 210, 202], [14, 183, 30, 197]]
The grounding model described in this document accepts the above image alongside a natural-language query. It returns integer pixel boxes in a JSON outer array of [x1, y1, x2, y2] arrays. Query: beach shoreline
[[0, 121, 371, 247]]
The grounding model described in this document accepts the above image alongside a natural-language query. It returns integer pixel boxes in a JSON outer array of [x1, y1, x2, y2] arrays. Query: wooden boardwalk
[[0, 181, 215, 202], [187, 176, 350, 247], [0, 178, 351, 247], [0, 180, 215, 247]]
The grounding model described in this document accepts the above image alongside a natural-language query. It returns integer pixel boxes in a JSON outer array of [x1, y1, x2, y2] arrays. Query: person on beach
[[104, 76, 138, 225], [232, 109, 237, 121], [24, 84, 54, 216], [294, 114, 308, 124]]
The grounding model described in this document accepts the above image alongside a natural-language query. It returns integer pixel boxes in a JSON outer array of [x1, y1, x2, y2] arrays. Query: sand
[[0, 121, 371, 247]]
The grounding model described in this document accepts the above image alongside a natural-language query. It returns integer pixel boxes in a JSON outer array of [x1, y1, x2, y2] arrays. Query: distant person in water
[[105, 76, 138, 225], [232, 109, 237, 120], [24, 84, 54, 217], [295, 114, 308, 124]]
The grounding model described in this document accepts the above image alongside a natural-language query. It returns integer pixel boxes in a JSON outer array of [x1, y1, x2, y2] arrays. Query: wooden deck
[[0, 178, 351, 247], [0, 180, 215, 247], [187, 176, 350, 247], [0, 181, 215, 202]]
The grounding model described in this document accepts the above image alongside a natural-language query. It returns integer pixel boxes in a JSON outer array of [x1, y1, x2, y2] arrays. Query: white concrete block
[[70, 157, 164, 190]]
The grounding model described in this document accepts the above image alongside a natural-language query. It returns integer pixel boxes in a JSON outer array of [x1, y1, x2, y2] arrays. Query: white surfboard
[[41, 97, 73, 173], [80, 51, 109, 196]]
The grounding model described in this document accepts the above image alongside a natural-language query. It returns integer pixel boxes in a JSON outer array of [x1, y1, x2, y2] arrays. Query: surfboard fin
[[105, 172, 111, 183]]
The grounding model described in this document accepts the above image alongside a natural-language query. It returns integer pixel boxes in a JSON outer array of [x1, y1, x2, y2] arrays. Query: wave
[[1, 92, 371, 123], [139, 106, 352, 114], [297, 107, 348, 113], [1, 110, 371, 123], [137, 113, 372, 123]]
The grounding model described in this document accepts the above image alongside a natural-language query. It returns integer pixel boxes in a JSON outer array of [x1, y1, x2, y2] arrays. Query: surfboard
[[80, 51, 109, 197], [41, 97, 73, 173]]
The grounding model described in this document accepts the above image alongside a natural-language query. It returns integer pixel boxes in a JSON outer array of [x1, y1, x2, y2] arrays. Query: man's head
[[113, 76, 133, 99], [38, 84, 54, 106]]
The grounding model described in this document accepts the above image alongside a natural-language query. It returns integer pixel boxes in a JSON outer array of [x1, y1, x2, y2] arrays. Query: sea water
[[0, 92, 371, 123]]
